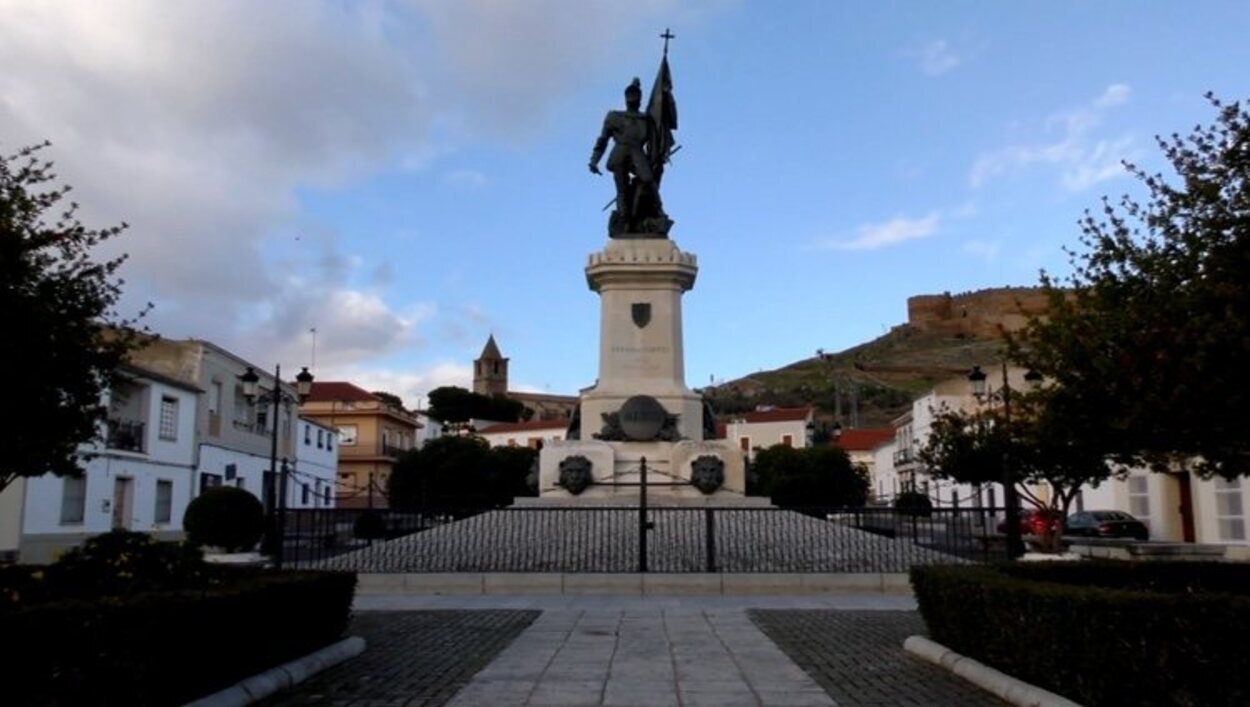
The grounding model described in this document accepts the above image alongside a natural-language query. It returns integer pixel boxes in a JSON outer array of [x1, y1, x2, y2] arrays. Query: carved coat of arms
[[631, 302, 651, 328]]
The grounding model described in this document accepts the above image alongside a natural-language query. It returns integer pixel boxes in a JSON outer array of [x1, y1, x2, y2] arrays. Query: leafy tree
[[1, 142, 144, 494], [426, 386, 523, 423], [1013, 94, 1250, 480], [388, 436, 537, 510], [489, 444, 540, 500], [752, 444, 868, 508], [918, 387, 1118, 551], [371, 390, 407, 412]]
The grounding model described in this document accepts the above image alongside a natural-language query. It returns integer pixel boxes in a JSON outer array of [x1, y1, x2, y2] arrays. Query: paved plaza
[[266, 595, 1008, 707]]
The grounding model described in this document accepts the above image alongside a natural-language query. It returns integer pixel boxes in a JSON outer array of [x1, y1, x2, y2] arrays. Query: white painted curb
[[184, 636, 366, 707], [903, 635, 1084, 707]]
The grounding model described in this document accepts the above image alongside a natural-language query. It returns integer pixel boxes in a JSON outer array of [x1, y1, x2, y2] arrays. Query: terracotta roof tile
[[834, 427, 894, 451], [305, 382, 378, 403]]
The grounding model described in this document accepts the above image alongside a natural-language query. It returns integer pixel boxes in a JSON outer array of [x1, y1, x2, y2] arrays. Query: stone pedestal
[[538, 237, 749, 502], [579, 238, 703, 441]]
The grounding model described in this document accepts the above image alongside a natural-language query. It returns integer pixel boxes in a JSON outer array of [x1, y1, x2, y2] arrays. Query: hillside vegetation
[[705, 294, 1036, 427]]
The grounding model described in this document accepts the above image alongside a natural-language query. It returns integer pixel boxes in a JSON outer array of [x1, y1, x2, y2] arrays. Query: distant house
[[0, 335, 343, 563], [476, 419, 570, 449], [832, 427, 894, 477], [294, 417, 339, 509], [724, 406, 815, 461], [299, 382, 420, 509], [0, 363, 199, 563], [126, 337, 335, 513]]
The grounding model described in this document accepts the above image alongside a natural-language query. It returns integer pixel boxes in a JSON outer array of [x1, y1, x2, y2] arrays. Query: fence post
[[639, 456, 648, 573], [704, 508, 717, 573]]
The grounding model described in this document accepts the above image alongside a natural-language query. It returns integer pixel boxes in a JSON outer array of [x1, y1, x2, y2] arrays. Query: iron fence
[[274, 505, 1009, 573]]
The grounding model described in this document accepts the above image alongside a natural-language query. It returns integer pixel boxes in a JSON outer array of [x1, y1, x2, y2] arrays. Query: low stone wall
[[1067, 540, 1230, 562], [355, 572, 912, 595]]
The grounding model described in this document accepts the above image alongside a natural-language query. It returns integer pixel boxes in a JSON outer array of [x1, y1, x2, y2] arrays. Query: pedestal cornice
[[586, 240, 698, 292]]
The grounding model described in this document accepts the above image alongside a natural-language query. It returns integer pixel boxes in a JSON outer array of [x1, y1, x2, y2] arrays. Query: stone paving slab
[[261, 610, 539, 707], [446, 609, 835, 707], [750, 610, 1010, 707]]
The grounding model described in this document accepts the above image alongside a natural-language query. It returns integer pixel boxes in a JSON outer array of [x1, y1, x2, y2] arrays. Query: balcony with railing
[[106, 419, 146, 453], [381, 442, 408, 459]]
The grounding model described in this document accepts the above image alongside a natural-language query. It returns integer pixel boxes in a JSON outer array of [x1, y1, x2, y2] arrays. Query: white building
[[128, 338, 307, 512], [873, 369, 1250, 556], [477, 419, 569, 449], [1078, 468, 1249, 556], [831, 426, 893, 486], [887, 369, 1042, 509], [414, 411, 443, 448], [291, 417, 338, 508], [871, 436, 900, 504], [724, 406, 814, 461], [0, 364, 199, 563]]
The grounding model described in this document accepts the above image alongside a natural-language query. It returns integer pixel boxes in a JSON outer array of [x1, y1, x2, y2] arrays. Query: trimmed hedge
[[2, 569, 357, 706], [911, 562, 1250, 707]]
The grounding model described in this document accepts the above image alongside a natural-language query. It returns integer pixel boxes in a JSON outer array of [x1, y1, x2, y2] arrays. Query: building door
[[112, 477, 134, 530], [1175, 472, 1196, 543]]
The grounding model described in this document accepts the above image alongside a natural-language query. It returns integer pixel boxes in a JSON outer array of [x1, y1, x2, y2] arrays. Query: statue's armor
[[592, 110, 654, 183]]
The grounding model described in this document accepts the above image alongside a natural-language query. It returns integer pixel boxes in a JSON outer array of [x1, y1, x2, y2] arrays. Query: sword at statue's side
[[601, 145, 680, 211]]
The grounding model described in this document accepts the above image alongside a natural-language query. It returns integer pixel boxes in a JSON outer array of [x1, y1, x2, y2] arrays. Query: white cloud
[[323, 361, 473, 410], [1095, 83, 1131, 108], [823, 212, 941, 251], [0, 0, 716, 385], [920, 40, 961, 76], [962, 240, 1001, 262], [969, 83, 1136, 191]]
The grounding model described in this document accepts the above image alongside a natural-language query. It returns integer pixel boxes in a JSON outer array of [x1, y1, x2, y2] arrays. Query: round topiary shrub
[[184, 487, 266, 552], [893, 490, 934, 517]]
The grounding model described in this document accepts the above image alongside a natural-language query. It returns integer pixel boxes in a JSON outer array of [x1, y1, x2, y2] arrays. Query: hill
[[704, 287, 1050, 427]]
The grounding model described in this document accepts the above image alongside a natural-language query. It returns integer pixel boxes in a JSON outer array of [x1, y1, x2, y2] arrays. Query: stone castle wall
[[906, 287, 1050, 338]]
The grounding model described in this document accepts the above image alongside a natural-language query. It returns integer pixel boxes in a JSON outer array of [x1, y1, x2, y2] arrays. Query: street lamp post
[[968, 363, 1042, 560], [239, 364, 314, 568]]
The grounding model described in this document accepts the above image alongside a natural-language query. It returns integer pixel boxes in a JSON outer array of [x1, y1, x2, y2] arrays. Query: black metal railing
[[106, 419, 145, 453], [272, 505, 1009, 573]]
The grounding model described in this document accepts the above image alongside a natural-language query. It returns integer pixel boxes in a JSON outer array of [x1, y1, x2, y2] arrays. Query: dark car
[[1064, 510, 1150, 541], [996, 508, 1061, 536]]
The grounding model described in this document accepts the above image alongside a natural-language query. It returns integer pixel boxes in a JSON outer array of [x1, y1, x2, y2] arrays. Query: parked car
[[997, 508, 1062, 536], [1063, 510, 1150, 540]]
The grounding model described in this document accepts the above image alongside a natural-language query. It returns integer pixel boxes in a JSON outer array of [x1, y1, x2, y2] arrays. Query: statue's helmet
[[624, 78, 642, 98]]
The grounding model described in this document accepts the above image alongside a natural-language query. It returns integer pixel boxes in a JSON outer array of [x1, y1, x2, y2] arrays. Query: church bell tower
[[473, 335, 509, 396]]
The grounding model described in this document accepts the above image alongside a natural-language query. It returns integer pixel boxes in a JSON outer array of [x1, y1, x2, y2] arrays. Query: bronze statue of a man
[[589, 78, 669, 237]]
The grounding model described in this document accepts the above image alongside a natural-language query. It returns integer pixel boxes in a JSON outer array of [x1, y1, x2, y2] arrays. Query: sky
[[4, 1, 1250, 409]]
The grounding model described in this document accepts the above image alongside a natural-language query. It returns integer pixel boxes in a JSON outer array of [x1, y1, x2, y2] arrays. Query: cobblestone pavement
[[311, 509, 972, 573], [263, 610, 539, 707], [749, 610, 1009, 707]]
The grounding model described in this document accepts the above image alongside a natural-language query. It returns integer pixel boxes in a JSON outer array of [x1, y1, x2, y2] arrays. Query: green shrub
[[184, 486, 266, 551], [43, 530, 208, 598], [353, 511, 387, 540], [892, 491, 932, 517], [3, 570, 356, 706], [911, 562, 1250, 707]]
